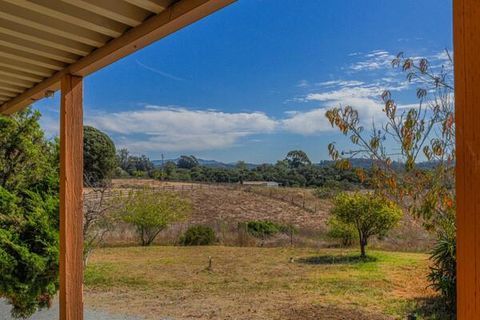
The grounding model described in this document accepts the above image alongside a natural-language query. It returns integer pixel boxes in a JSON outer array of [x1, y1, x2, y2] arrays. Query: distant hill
[[153, 157, 442, 170], [152, 158, 258, 169]]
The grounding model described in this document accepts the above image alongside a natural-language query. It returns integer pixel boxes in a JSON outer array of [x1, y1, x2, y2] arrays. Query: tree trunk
[[359, 237, 367, 258]]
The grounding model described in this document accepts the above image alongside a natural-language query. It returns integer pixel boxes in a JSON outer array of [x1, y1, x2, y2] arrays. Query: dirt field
[[84, 246, 436, 320]]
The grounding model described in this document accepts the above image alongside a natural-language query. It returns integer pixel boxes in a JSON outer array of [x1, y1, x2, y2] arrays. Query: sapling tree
[[118, 188, 190, 246], [330, 193, 402, 257]]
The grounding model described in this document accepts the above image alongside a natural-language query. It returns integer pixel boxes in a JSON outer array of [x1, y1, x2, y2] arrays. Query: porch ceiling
[[0, 0, 234, 115]]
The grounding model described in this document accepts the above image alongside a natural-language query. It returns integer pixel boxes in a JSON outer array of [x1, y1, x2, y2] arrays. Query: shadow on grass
[[408, 296, 455, 320], [297, 254, 377, 265]]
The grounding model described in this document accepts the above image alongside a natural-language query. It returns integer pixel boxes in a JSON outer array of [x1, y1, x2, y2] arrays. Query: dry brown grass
[[98, 179, 433, 251], [84, 246, 434, 320]]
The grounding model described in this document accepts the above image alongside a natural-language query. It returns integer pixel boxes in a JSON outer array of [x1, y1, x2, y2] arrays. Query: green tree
[[0, 109, 59, 318], [177, 155, 199, 169], [285, 150, 311, 169], [83, 126, 116, 186], [330, 193, 402, 258], [118, 189, 190, 246]]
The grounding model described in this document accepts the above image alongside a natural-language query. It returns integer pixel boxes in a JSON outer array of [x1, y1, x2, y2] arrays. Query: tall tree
[[285, 150, 311, 169], [0, 109, 60, 318], [177, 155, 199, 169]]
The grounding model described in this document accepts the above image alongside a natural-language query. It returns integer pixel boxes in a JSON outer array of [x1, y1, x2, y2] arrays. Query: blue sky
[[35, 0, 453, 163]]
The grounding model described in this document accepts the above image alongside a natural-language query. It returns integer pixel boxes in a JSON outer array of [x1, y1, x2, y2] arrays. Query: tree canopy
[[0, 109, 60, 318], [83, 126, 117, 186], [330, 192, 402, 257]]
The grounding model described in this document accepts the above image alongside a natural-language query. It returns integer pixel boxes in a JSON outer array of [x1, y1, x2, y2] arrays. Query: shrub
[[327, 217, 358, 247], [330, 192, 402, 257], [117, 189, 190, 246], [428, 214, 456, 316], [244, 220, 281, 239], [180, 225, 216, 246]]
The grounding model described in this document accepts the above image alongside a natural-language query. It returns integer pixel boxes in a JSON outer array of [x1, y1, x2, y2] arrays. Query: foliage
[[330, 193, 402, 257], [325, 51, 456, 304], [180, 225, 216, 246], [428, 214, 456, 316], [327, 217, 358, 247], [117, 189, 190, 246], [116, 148, 155, 177], [244, 220, 282, 239], [177, 155, 199, 169], [83, 126, 117, 186], [285, 150, 311, 168], [0, 109, 59, 318], [241, 220, 295, 242]]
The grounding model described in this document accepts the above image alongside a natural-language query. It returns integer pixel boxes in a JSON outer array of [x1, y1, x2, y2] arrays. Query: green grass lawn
[[84, 246, 439, 320]]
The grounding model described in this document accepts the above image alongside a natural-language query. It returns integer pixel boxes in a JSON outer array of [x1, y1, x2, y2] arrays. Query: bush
[[180, 225, 216, 246], [327, 217, 358, 247], [428, 214, 456, 316], [244, 220, 281, 239]]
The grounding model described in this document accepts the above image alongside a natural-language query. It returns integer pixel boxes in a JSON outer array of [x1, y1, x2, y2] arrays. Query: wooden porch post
[[59, 74, 84, 320], [454, 0, 480, 318]]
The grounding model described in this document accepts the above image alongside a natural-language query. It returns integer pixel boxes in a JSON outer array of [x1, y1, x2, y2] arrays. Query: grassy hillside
[[84, 246, 436, 320]]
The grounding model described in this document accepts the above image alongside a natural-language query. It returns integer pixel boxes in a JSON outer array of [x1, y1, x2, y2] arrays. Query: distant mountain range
[[152, 157, 442, 170], [152, 158, 259, 169]]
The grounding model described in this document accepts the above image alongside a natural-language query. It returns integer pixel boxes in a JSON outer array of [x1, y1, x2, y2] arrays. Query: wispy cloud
[[85, 106, 277, 152], [135, 60, 186, 81], [349, 50, 395, 71]]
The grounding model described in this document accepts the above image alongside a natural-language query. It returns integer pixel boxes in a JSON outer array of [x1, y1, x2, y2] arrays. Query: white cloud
[[86, 106, 277, 152], [349, 50, 395, 71], [281, 108, 333, 135], [317, 80, 364, 87]]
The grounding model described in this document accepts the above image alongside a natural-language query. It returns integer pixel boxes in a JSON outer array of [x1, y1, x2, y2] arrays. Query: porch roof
[[0, 0, 234, 115]]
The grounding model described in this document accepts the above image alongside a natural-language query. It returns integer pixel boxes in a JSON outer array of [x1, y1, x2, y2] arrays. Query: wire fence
[[83, 182, 324, 214]]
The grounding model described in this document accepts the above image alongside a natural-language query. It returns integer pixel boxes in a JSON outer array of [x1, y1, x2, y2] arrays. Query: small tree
[[118, 189, 190, 246], [83, 181, 118, 267], [330, 193, 402, 258]]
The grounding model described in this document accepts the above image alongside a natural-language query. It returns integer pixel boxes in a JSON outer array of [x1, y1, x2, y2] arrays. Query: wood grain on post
[[60, 74, 84, 320], [454, 0, 480, 318]]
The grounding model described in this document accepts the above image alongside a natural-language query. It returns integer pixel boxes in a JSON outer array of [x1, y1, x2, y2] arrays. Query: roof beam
[[61, 0, 150, 27], [0, 90, 17, 98], [0, 0, 110, 47], [0, 66, 44, 83], [0, 58, 54, 77], [0, 84, 24, 94], [0, 75, 35, 88], [0, 45, 66, 70], [0, 0, 236, 114], [124, 0, 173, 13], [0, 18, 93, 56], [0, 33, 79, 63], [6, 0, 128, 38]]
